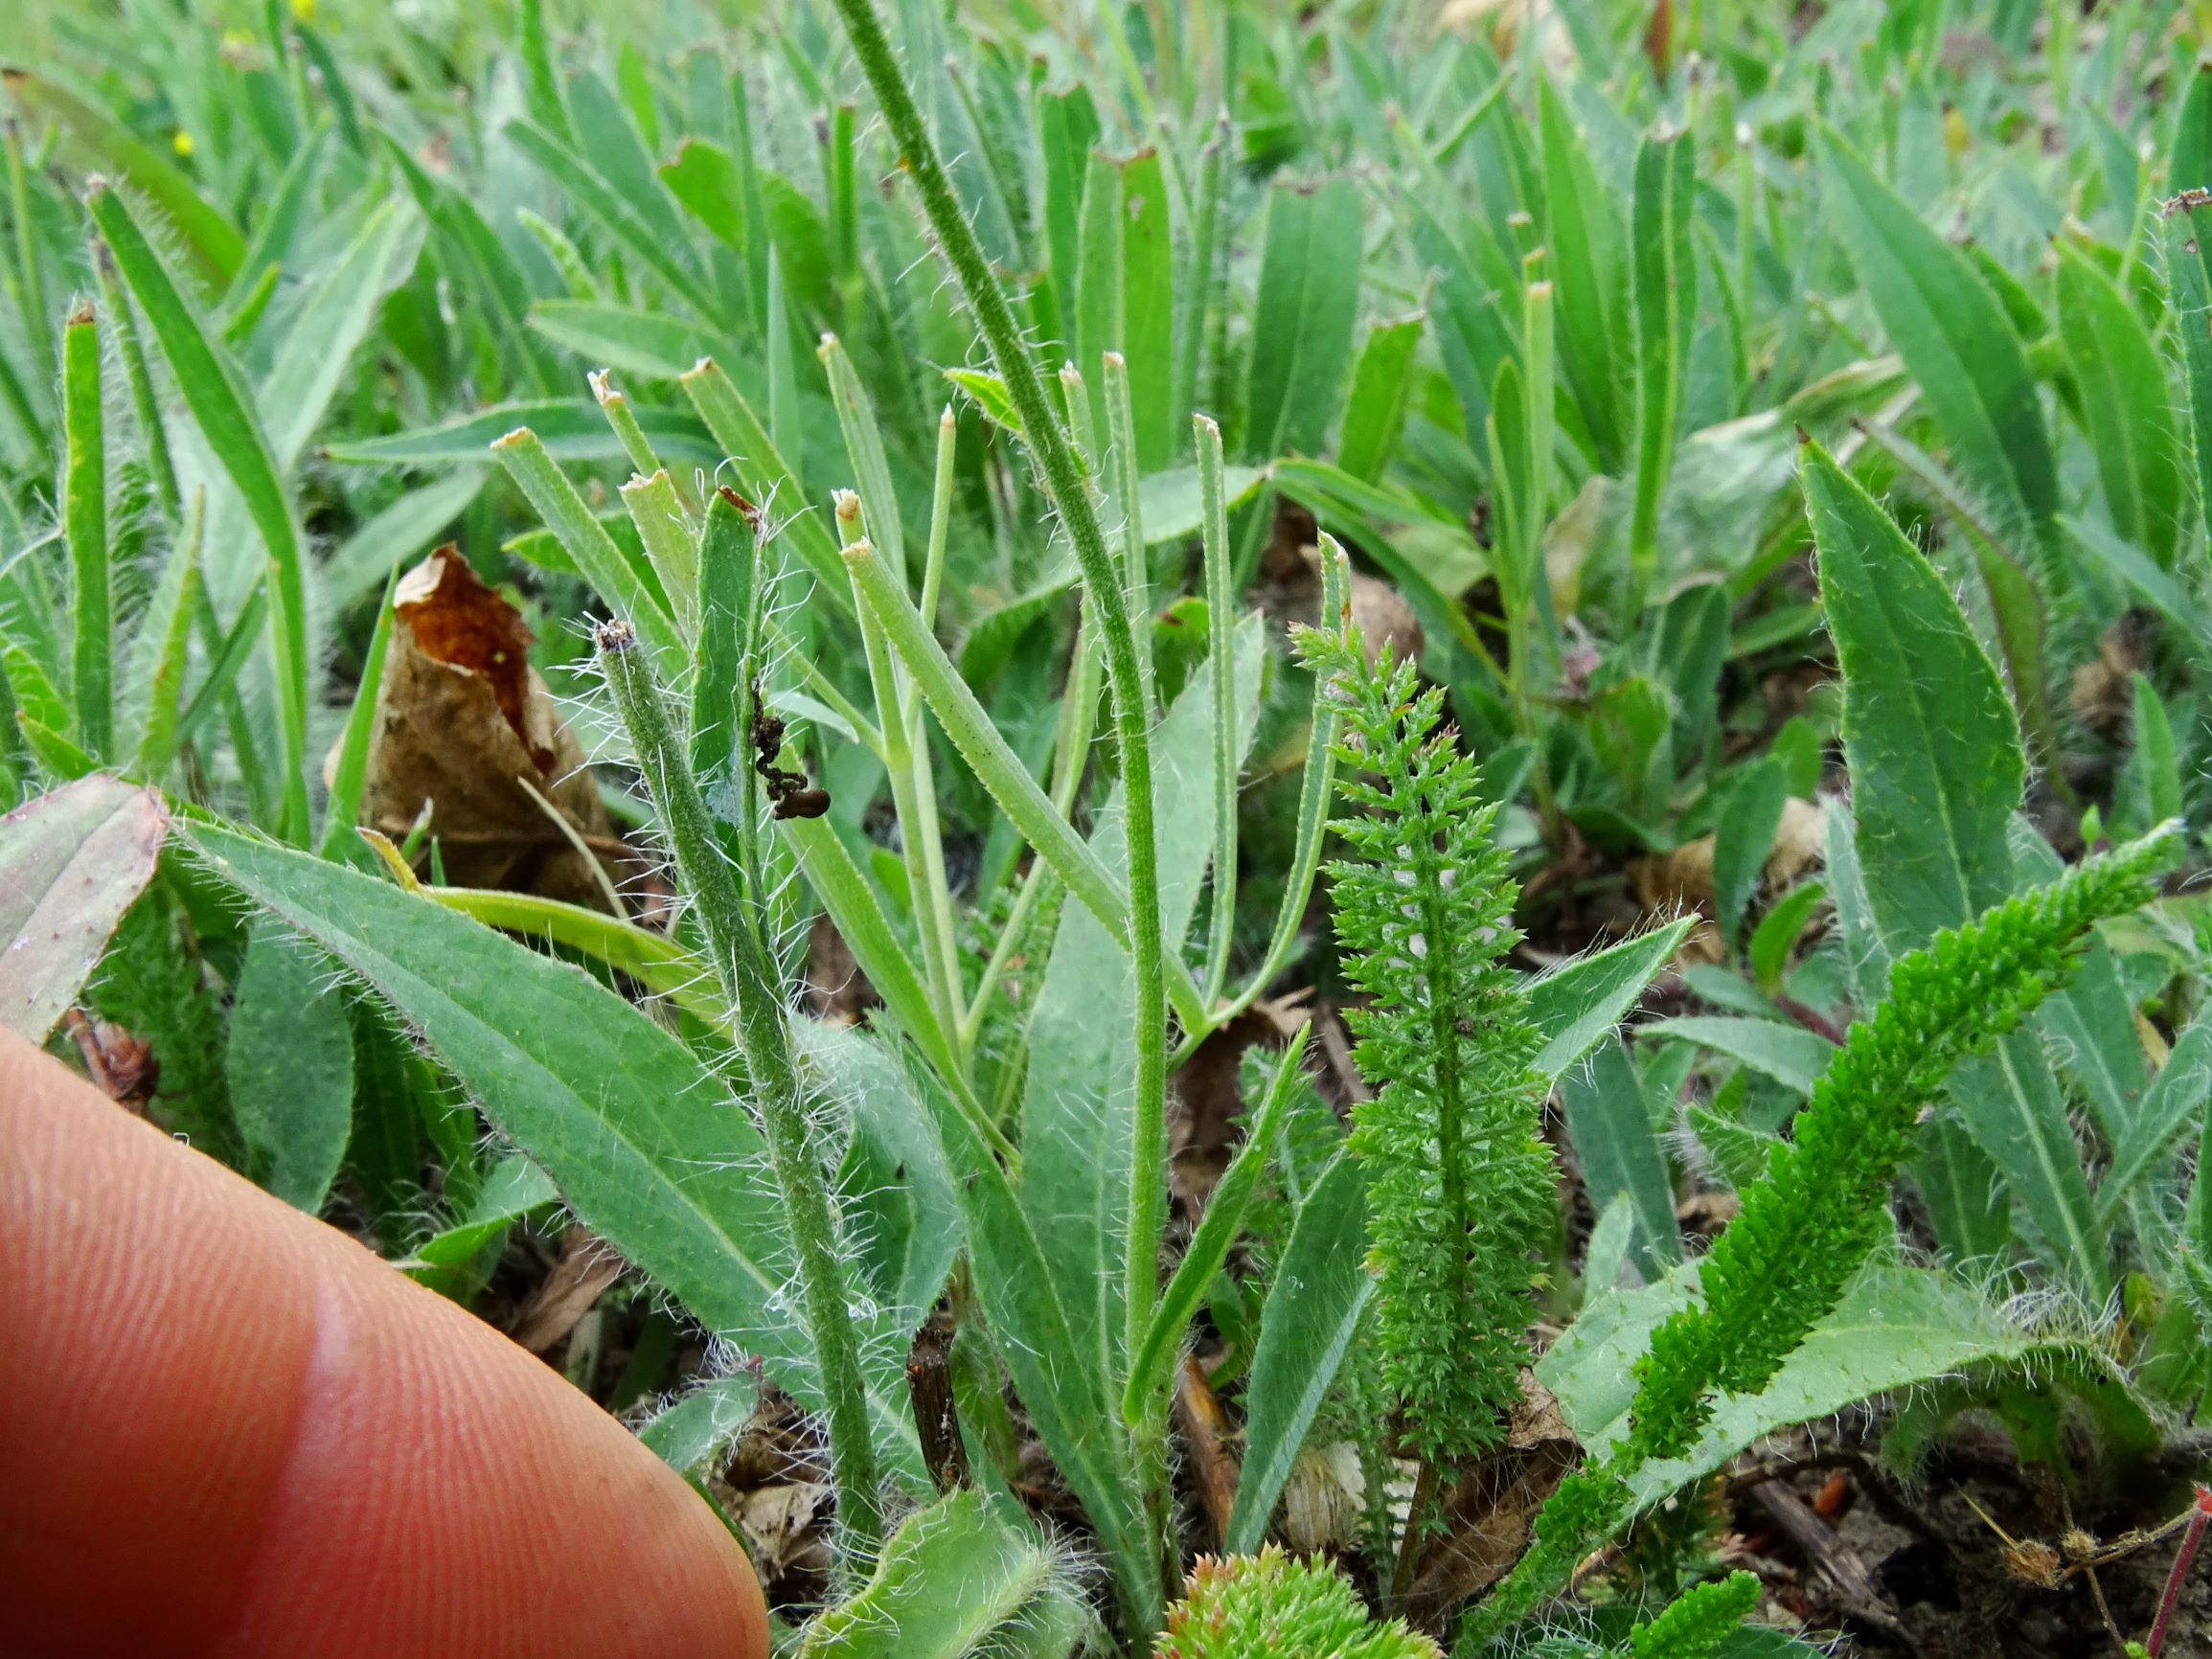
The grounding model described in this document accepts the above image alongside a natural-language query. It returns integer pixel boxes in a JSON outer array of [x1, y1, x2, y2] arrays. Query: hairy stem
[[822, 0, 1174, 1415], [596, 620, 884, 1565]]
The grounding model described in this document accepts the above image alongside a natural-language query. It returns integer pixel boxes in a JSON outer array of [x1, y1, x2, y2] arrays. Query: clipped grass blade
[[87, 180, 310, 841], [0, 774, 169, 1041], [491, 426, 680, 656]]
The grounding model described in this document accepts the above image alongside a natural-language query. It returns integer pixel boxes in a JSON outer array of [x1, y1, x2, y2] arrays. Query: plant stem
[[596, 619, 884, 1566], [823, 0, 1174, 1412], [2148, 1487, 2212, 1657]]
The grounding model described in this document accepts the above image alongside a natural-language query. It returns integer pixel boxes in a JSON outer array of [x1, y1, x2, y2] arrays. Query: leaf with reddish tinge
[[0, 776, 171, 1041]]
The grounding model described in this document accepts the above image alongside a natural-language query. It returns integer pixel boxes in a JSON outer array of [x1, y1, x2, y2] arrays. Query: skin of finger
[[0, 1031, 769, 1659]]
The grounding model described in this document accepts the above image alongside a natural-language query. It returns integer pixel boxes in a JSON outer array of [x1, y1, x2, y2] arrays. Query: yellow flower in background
[[171, 130, 194, 158], [288, 0, 316, 22]]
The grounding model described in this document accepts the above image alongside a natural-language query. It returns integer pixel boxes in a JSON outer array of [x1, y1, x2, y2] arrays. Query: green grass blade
[[6, 67, 243, 286], [316, 563, 400, 864], [61, 303, 109, 759], [1629, 125, 1696, 600], [1126, 1024, 1311, 1422], [127, 487, 204, 781], [1225, 1151, 1373, 1554], [87, 180, 310, 841], [1243, 174, 1363, 463]]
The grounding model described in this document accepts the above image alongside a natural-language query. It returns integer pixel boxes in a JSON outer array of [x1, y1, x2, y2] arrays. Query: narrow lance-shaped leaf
[[2054, 239, 2181, 570], [1816, 126, 2062, 591], [86, 181, 311, 841], [1629, 126, 1696, 597], [1802, 434, 2025, 953]]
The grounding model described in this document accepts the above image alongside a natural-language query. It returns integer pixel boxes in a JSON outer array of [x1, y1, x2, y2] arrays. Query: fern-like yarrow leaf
[[1294, 622, 1554, 1466], [1625, 821, 2183, 1466]]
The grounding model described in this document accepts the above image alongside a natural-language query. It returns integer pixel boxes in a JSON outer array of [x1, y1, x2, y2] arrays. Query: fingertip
[[0, 1033, 768, 1659]]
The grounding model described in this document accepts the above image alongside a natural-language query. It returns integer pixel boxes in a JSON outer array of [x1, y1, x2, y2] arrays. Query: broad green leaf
[[1539, 80, 1629, 472], [0, 775, 168, 1040], [1561, 1035, 1682, 1278], [1950, 1034, 2110, 1301], [1524, 917, 1696, 1081], [178, 822, 926, 1484], [1137, 462, 1266, 544], [1037, 84, 1102, 354], [913, 1018, 1156, 1631], [2166, 198, 2212, 535], [226, 918, 355, 1212], [2062, 513, 2212, 658], [1817, 127, 2057, 564], [327, 401, 717, 467], [1802, 437, 2024, 955], [1645, 1015, 1837, 1097], [1020, 618, 1263, 1400], [2054, 240, 2181, 570], [1336, 312, 1424, 481], [1076, 148, 1174, 469], [640, 1377, 754, 1473], [802, 1018, 961, 1329], [88, 183, 311, 840], [1128, 1030, 1309, 1420], [2096, 1013, 2212, 1230], [1243, 175, 1363, 462], [1225, 1151, 1372, 1554], [658, 137, 748, 250], [1542, 1255, 2066, 1503], [2041, 940, 2149, 1145]]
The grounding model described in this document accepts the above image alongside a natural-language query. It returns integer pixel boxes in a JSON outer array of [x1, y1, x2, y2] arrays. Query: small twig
[[1173, 1352, 1240, 1551], [2082, 1562, 2130, 1659]]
